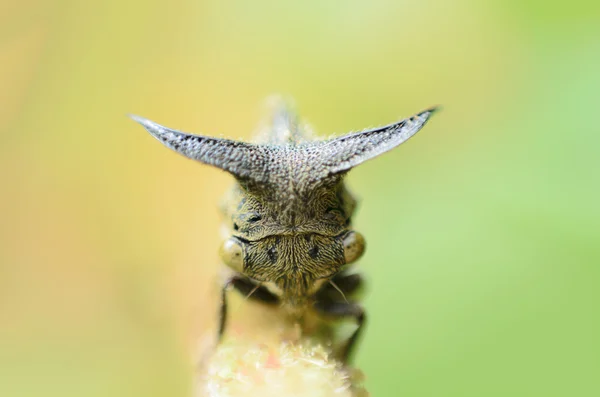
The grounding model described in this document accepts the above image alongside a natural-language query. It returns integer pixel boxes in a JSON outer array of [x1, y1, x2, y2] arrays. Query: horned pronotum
[[131, 100, 437, 362]]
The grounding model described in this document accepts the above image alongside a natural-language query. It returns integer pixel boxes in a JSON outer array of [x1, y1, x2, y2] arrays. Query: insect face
[[219, 174, 365, 307], [220, 231, 365, 294]]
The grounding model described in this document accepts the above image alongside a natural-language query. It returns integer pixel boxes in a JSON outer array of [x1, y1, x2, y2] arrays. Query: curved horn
[[130, 115, 270, 181], [317, 107, 438, 175]]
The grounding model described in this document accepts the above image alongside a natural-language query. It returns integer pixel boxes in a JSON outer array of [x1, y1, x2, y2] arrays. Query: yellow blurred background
[[1, 0, 599, 396]]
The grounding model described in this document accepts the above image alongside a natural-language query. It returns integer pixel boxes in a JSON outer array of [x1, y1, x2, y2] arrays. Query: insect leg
[[218, 275, 280, 340], [218, 277, 234, 341], [313, 300, 366, 363]]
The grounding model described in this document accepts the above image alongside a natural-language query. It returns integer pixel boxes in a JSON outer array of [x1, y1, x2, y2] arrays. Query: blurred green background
[[1, 0, 599, 396]]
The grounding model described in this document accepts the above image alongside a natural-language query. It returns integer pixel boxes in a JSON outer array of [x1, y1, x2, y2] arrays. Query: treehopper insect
[[131, 99, 437, 361]]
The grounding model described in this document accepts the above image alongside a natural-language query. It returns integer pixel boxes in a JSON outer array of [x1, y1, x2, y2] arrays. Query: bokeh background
[[1, 0, 599, 396]]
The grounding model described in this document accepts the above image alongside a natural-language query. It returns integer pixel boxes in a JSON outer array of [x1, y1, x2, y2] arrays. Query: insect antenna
[[231, 283, 263, 315], [329, 280, 348, 304], [244, 283, 262, 301]]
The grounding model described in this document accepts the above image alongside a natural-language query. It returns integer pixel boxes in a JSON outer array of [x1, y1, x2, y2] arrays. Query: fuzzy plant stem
[[195, 294, 368, 397]]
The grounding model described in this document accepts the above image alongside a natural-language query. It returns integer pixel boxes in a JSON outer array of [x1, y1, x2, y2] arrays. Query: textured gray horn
[[130, 115, 270, 181], [316, 107, 438, 175]]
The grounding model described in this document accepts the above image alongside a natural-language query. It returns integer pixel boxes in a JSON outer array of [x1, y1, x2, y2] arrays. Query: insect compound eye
[[219, 238, 244, 273], [343, 231, 366, 264]]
